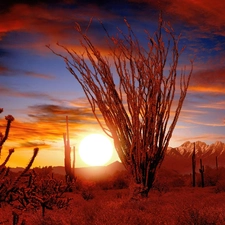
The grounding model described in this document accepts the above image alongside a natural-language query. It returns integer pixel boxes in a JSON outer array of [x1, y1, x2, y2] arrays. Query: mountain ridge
[[9, 141, 225, 175]]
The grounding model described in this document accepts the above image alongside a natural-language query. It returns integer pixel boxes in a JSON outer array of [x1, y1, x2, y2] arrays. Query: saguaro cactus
[[63, 116, 75, 182], [216, 156, 218, 170], [0, 108, 14, 155], [199, 158, 205, 188], [192, 142, 196, 187], [72, 146, 75, 178]]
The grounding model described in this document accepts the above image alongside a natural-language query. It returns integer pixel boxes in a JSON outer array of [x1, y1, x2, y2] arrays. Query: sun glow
[[79, 134, 113, 166]]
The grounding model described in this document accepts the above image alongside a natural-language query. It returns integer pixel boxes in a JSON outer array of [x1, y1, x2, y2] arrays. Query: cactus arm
[[8, 148, 39, 191], [0, 115, 14, 145], [0, 149, 14, 169], [0, 115, 14, 154]]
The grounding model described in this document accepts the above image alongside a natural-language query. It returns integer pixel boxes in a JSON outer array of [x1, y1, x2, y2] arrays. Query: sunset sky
[[0, 0, 225, 168]]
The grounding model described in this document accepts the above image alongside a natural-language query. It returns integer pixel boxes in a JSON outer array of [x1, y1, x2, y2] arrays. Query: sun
[[79, 134, 113, 166]]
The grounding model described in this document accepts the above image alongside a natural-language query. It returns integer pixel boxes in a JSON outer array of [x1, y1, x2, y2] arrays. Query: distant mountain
[[9, 141, 225, 176], [51, 160, 125, 179], [163, 141, 225, 173], [167, 141, 225, 157]]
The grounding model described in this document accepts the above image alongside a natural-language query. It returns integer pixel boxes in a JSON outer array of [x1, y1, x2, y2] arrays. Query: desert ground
[[1, 167, 225, 225]]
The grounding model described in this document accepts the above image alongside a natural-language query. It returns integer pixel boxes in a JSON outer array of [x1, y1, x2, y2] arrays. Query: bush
[[214, 180, 225, 193], [111, 171, 129, 189], [80, 180, 95, 201]]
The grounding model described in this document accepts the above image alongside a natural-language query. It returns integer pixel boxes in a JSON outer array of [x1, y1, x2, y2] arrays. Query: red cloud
[[190, 67, 225, 94], [131, 0, 225, 35]]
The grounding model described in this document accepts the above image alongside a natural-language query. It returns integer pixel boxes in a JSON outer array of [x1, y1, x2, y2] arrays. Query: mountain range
[[10, 141, 225, 176], [163, 141, 225, 173]]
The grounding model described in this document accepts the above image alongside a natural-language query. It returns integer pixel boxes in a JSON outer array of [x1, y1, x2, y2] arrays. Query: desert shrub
[[95, 178, 113, 190], [214, 179, 225, 193], [32, 215, 66, 225], [153, 177, 170, 193], [195, 166, 225, 188], [111, 170, 129, 189], [33, 166, 53, 179], [204, 166, 220, 186], [177, 204, 223, 225], [95, 170, 129, 190], [80, 180, 95, 201], [171, 175, 186, 187], [153, 168, 187, 193]]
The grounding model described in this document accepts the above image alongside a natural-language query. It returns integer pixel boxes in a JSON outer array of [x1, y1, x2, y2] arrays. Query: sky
[[0, 0, 225, 168]]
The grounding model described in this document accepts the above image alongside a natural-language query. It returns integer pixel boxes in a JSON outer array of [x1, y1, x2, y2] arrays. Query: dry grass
[[1, 187, 225, 225]]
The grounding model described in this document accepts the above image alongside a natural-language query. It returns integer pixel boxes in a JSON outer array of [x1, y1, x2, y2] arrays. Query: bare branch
[[48, 16, 193, 198]]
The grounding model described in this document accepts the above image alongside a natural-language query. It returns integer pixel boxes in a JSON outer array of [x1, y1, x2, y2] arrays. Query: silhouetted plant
[[48, 14, 193, 198], [199, 158, 205, 188], [0, 148, 39, 205], [15, 174, 71, 217], [80, 180, 95, 201], [111, 170, 129, 189], [0, 108, 14, 155], [192, 142, 196, 187], [63, 116, 76, 184]]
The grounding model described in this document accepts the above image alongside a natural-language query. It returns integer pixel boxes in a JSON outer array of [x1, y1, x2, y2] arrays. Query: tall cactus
[[199, 158, 205, 188], [192, 142, 196, 187], [216, 156, 218, 170], [0, 108, 14, 155], [63, 116, 75, 182], [72, 146, 76, 178]]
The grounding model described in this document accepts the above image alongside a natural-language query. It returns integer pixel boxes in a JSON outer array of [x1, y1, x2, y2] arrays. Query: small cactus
[[0, 148, 14, 169], [199, 158, 205, 188], [192, 142, 196, 187], [0, 108, 15, 155]]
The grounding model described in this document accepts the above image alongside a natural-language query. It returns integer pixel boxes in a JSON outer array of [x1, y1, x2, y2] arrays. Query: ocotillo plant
[[0, 108, 14, 155], [199, 158, 205, 188], [192, 142, 196, 187]]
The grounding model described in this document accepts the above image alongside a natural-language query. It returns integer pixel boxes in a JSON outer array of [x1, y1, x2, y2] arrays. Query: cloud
[[196, 101, 225, 110], [190, 67, 225, 94], [133, 0, 225, 35], [0, 2, 119, 45], [0, 65, 8, 73], [27, 103, 99, 124], [0, 101, 102, 154], [0, 66, 55, 79], [173, 133, 225, 146], [184, 119, 224, 127], [0, 85, 61, 103]]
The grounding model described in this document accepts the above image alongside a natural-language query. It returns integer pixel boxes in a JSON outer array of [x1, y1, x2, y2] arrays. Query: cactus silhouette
[[199, 158, 205, 188], [0, 108, 14, 155]]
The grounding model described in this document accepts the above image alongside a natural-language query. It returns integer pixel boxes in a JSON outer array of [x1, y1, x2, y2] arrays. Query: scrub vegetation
[[1, 166, 225, 225]]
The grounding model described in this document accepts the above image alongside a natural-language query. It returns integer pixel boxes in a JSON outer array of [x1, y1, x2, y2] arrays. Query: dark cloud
[[0, 65, 8, 73], [0, 65, 55, 79], [0, 0, 63, 13], [19, 141, 50, 148], [0, 48, 10, 57], [28, 104, 98, 124], [0, 84, 66, 106], [190, 67, 225, 94]]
